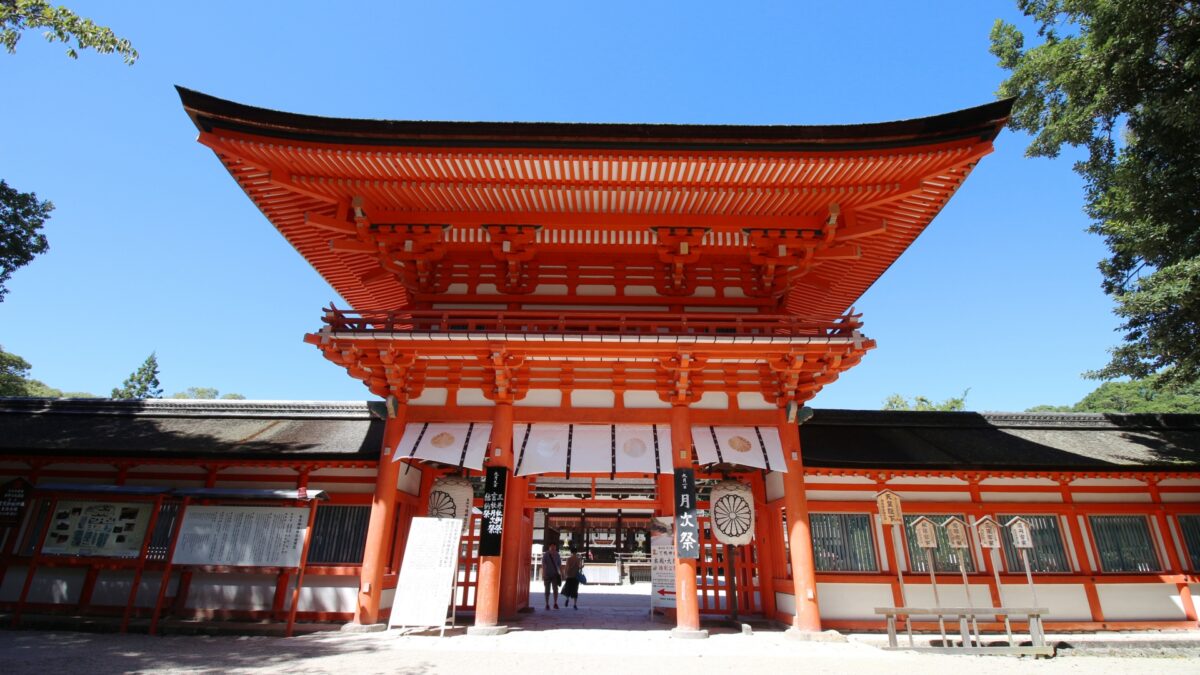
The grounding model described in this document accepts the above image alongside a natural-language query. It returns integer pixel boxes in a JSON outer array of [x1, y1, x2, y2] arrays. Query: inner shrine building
[[1, 88, 1198, 635]]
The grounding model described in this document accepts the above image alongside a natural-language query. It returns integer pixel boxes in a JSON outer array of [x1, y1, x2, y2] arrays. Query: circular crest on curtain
[[428, 475, 474, 527], [708, 479, 755, 546]]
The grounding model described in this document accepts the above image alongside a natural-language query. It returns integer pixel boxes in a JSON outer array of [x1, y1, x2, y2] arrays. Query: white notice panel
[[173, 506, 309, 567], [391, 517, 463, 629], [42, 501, 153, 558], [650, 516, 676, 609]]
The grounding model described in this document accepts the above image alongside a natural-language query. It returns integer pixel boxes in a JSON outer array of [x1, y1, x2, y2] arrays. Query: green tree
[[0, 345, 33, 396], [1, 345, 95, 397], [882, 390, 970, 411], [991, 2, 1200, 387], [1, 3, 136, 300], [171, 387, 246, 400], [111, 352, 162, 399], [1, 1, 137, 63], [0, 179, 51, 301], [1026, 373, 1200, 413]]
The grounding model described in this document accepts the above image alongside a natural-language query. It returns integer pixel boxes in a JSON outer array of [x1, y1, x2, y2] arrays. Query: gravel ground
[[2, 583, 1196, 674]]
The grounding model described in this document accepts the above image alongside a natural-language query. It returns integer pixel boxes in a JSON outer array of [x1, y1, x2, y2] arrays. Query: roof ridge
[[0, 398, 382, 420]]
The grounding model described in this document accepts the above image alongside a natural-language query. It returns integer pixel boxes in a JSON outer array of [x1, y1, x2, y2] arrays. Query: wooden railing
[[318, 307, 863, 339]]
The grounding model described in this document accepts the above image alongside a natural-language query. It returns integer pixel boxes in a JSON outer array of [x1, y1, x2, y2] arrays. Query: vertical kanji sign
[[479, 466, 506, 556], [673, 468, 699, 560]]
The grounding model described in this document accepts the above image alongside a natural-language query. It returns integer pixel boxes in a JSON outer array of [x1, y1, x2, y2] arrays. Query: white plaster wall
[[775, 591, 795, 616], [297, 577, 358, 613], [815, 582, 895, 620], [185, 572, 278, 611], [1096, 583, 1189, 621], [408, 388, 448, 407], [765, 472, 784, 502], [980, 492, 1062, 503], [887, 477, 968, 486], [623, 391, 671, 409], [455, 390, 495, 407], [572, 390, 615, 408], [690, 392, 728, 410], [90, 570, 178, 607], [736, 392, 775, 410], [0, 567, 87, 605], [995, 583, 1092, 621], [893, 491, 971, 503], [516, 390, 562, 407], [979, 477, 1059, 487], [807, 490, 873, 502], [900, 583, 992, 610], [380, 586, 396, 611], [1073, 493, 1151, 503], [396, 463, 423, 496], [1162, 493, 1200, 503]]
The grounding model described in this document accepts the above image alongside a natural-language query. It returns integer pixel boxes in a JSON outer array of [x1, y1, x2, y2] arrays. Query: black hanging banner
[[673, 468, 700, 559], [479, 466, 507, 556]]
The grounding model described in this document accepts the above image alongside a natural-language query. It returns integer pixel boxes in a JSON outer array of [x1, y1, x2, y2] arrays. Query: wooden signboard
[[974, 516, 1002, 549], [390, 517, 463, 630], [41, 501, 154, 558], [875, 490, 903, 525], [479, 467, 506, 557], [1006, 516, 1034, 549], [942, 516, 970, 550], [173, 506, 308, 567], [673, 469, 699, 560], [911, 516, 939, 549]]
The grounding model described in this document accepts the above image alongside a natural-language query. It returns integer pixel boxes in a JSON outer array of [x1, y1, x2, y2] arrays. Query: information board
[[479, 467, 506, 556], [673, 468, 699, 560], [649, 516, 676, 609], [173, 506, 308, 567], [390, 517, 463, 629], [42, 501, 153, 558]]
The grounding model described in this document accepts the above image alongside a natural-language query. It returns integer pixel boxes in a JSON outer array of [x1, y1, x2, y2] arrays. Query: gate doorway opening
[[436, 472, 768, 626]]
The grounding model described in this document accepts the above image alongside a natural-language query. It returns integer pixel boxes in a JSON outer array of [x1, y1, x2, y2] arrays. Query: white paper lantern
[[428, 476, 475, 528], [708, 480, 755, 546]]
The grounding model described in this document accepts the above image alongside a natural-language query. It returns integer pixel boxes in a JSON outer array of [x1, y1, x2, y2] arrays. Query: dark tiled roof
[[800, 409, 1200, 471], [0, 399, 385, 460], [3, 400, 1198, 471], [177, 86, 1014, 152]]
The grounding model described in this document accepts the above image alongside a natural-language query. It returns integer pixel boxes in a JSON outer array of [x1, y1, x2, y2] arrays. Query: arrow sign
[[656, 588, 676, 596]]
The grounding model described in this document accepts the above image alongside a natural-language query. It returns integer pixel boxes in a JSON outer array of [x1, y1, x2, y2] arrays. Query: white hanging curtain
[[392, 422, 492, 470], [691, 425, 787, 472], [513, 423, 673, 477]]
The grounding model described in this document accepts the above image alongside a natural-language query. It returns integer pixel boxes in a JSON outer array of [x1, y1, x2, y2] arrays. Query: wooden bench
[[874, 606, 1053, 657]]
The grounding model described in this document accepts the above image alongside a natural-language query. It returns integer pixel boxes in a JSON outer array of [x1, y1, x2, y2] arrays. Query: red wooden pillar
[[778, 406, 822, 634], [469, 400, 513, 635], [499, 471, 528, 618], [353, 402, 407, 626], [670, 403, 707, 638], [749, 472, 778, 620]]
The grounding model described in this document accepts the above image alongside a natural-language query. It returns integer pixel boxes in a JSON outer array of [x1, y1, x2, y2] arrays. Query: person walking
[[561, 547, 584, 609], [542, 542, 562, 609]]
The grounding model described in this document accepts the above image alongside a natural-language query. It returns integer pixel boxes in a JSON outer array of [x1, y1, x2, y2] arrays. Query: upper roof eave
[[177, 86, 1014, 153]]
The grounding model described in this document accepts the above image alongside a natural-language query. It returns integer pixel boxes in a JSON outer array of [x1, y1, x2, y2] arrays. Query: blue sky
[[0, 1, 1116, 411]]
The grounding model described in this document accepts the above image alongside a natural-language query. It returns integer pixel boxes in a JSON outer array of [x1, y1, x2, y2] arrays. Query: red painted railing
[[318, 307, 862, 338]]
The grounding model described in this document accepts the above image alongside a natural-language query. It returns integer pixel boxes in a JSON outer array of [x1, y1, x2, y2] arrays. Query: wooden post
[[670, 402, 706, 638], [749, 473, 777, 620], [122, 494, 164, 632], [778, 407, 822, 635], [469, 400, 513, 635], [150, 496, 191, 635], [286, 499, 320, 637], [354, 403, 408, 626]]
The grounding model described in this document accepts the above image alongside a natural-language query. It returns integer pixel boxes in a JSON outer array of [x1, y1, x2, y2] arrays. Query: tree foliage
[[171, 387, 245, 400], [882, 390, 970, 412], [991, 1, 1200, 387], [1, 1, 137, 63], [111, 352, 162, 399], [1027, 373, 1200, 413], [0, 179, 51, 301], [0, 345, 94, 397]]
